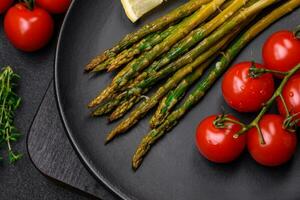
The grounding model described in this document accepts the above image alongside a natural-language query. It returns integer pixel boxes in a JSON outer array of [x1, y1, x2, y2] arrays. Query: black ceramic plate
[[55, 1, 300, 200]]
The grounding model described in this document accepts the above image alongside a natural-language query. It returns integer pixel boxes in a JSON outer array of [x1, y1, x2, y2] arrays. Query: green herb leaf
[[0, 66, 22, 164]]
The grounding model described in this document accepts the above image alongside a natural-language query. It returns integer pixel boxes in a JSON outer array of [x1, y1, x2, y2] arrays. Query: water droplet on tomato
[[260, 90, 266, 95]]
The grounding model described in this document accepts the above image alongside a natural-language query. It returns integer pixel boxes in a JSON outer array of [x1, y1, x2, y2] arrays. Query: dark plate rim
[[54, 1, 131, 199]]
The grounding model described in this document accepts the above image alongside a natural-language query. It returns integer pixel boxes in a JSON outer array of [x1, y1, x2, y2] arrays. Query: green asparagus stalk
[[88, 0, 226, 108], [132, 0, 300, 170], [150, 61, 212, 128], [85, 0, 211, 71], [105, 32, 235, 143]]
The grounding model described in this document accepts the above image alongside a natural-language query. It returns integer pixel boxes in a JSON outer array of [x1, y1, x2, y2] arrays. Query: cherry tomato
[[4, 3, 54, 52], [35, 0, 71, 14], [247, 114, 297, 167], [263, 30, 300, 74], [277, 74, 300, 126], [222, 62, 274, 112], [0, 0, 13, 14], [195, 115, 246, 163]]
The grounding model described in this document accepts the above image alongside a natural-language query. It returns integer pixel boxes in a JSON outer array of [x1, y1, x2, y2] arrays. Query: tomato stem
[[279, 94, 290, 116], [21, 0, 34, 10], [213, 114, 246, 129], [249, 63, 288, 78], [233, 63, 300, 143], [283, 112, 300, 131], [293, 25, 300, 39], [279, 94, 299, 131]]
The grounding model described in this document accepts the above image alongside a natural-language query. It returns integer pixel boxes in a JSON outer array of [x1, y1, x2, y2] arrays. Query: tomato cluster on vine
[[196, 28, 300, 167], [0, 0, 71, 52]]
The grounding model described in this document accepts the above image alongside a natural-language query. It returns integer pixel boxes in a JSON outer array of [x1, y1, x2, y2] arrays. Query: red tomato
[[247, 114, 297, 167], [4, 3, 54, 52], [35, 0, 71, 14], [263, 31, 300, 74], [195, 115, 246, 163], [0, 0, 13, 14], [222, 62, 274, 112], [277, 74, 300, 126]]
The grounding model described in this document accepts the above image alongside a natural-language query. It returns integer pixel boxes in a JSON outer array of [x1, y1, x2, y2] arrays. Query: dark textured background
[[0, 15, 95, 200]]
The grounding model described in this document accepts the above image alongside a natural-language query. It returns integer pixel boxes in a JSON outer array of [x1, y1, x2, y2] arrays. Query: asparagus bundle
[[132, 0, 300, 170], [107, 43, 221, 122], [106, 32, 238, 143], [88, 0, 226, 108], [85, 0, 211, 71], [104, 0, 278, 143], [108, 23, 245, 122]]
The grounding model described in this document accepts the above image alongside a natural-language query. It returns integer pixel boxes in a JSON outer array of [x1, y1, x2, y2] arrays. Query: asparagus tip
[[105, 133, 115, 144], [91, 66, 107, 73], [84, 66, 93, 72], [107, 117, 114, 123], [107, 65, 116, 72], [87, 102, 95, 108], [108, 114, 120, 122], [104, 138, 111, 145], [132, 163, 139, 171], [91, 112, 99, 117], [85, 53, 109, 71], [132, 157, 142, 170]]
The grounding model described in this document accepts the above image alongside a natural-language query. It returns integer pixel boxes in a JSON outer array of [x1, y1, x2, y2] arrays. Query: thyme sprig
[[0, 66, 22, 164]]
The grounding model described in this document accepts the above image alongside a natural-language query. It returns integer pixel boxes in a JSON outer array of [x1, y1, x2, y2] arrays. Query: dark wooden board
[[27, 81, 119, 200]]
